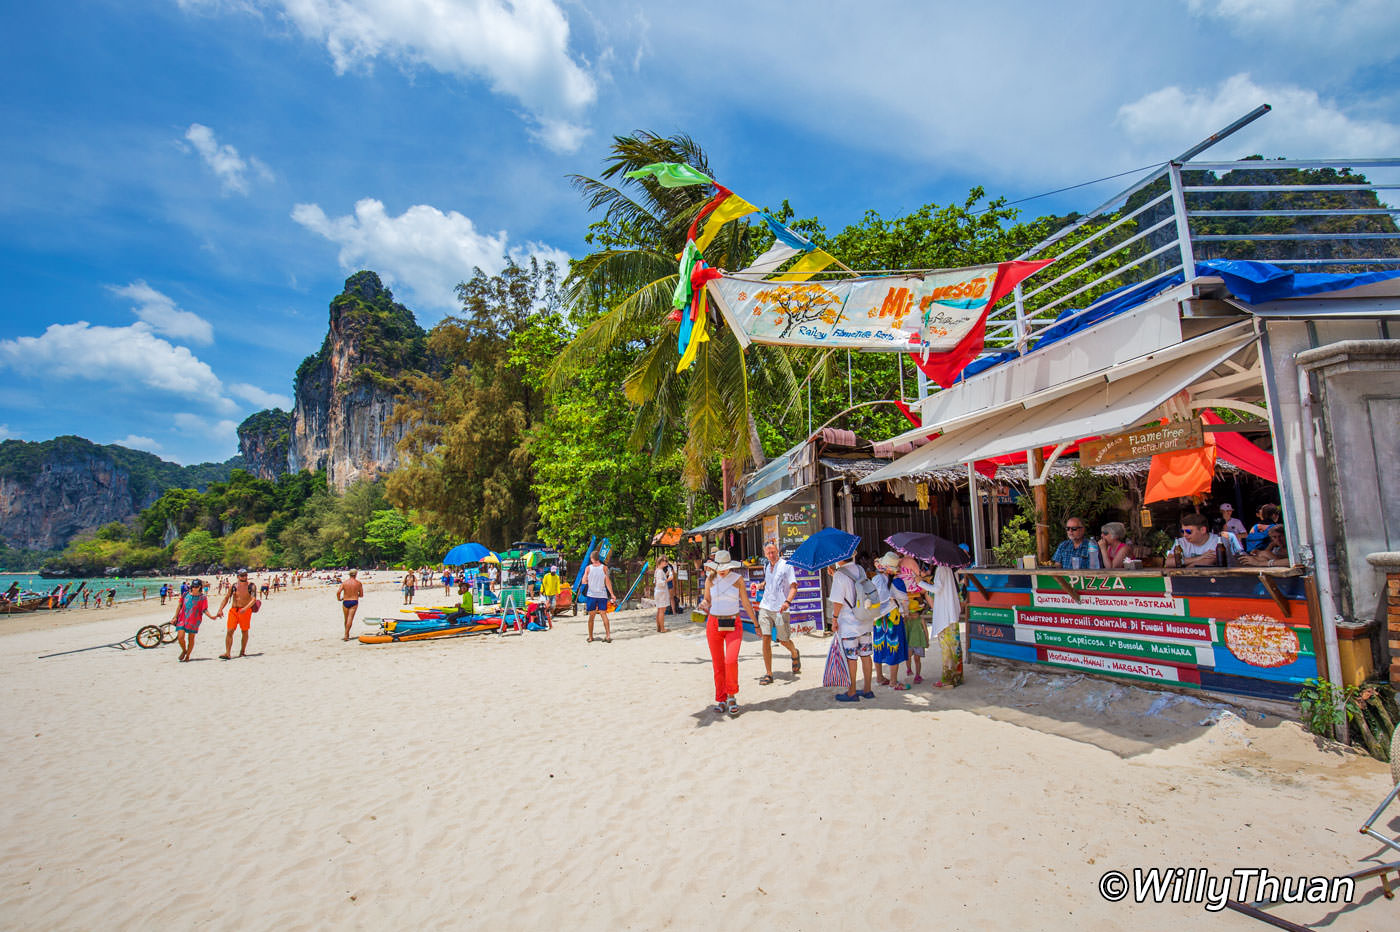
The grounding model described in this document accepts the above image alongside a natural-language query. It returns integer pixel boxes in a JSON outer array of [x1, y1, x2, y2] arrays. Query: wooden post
[[1031, 448, 1050, 565]]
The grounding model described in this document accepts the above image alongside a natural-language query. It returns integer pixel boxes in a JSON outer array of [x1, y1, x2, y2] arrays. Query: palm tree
[[551, 131, 795, 489]]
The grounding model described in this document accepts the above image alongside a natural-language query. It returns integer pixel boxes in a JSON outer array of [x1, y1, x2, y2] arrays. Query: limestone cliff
[[286, 271, 428, 490], [237, 408, 292, 481], [0, 436, 238, 550]]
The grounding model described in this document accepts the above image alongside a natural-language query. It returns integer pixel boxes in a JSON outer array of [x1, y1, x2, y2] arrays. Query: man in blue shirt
[[1050, 517, 1097, 568]]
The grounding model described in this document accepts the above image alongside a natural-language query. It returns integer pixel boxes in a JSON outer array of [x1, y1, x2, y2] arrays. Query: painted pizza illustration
[[1224, 614, 1300, 668]]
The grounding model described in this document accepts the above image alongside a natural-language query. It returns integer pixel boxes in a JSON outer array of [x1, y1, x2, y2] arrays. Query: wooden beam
[[1257, 572, 1292, 618], [1202, 421, 1271, 433], [966, 573, 991, 600], [1049, 574, 1081, 602], [1031, 448, 1050, 565]]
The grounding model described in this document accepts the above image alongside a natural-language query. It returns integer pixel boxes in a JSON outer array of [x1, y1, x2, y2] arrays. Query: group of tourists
[[697, 539, 963, 716], [1047, 502, 1290, 570]]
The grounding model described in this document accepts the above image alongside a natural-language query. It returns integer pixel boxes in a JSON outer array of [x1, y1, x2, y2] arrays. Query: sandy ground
[[1, 573, 1396, 930]]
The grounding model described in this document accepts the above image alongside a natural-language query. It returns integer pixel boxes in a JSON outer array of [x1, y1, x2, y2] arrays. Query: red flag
[[686, 186, 732, 243], [908, 259, 1052, 388], [1200, 410, 1277, 483]]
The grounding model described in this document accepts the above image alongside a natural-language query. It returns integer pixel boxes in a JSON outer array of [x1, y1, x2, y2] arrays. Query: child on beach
[[901, 564, 929, 684], [173, 579, 219, 662]]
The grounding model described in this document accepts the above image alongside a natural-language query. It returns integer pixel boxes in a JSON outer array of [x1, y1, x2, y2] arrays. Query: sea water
[[0, 574, 180, 605]]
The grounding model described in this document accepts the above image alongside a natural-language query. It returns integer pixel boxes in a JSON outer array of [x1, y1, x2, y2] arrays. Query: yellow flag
[[675, 292, 710, 372], [772, 249, 835, 281], [693, 195, 757, 253]]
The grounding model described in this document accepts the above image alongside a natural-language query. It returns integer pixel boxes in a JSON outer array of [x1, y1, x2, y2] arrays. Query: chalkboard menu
[[780, 500, 824, 632]]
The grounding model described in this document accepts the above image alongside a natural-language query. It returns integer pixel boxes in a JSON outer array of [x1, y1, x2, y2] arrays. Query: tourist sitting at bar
[[1049, 517, 1099, 568], [1238, 524, 1289, 567], [1166, 513, 1231, 567], [1096, 522, 1131, 569]]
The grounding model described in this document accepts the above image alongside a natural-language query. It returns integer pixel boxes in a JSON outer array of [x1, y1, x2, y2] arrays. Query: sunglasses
[[1065, 526, 1084, 531]]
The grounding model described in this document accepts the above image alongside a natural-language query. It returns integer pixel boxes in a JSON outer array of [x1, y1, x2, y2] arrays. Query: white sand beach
[[1, 573, 1394, 930]]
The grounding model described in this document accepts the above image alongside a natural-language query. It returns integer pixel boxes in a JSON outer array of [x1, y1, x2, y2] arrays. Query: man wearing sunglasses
[[1050, 518, 1098, 569]]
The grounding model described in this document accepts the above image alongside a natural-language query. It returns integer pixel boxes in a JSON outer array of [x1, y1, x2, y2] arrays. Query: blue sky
[[1, 0, 1396, 464]]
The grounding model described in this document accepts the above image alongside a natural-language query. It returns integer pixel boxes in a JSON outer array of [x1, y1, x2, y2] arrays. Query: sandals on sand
[[714, 701, 727, 713], [759, 674, 774, 685], [834, 693, 859, 703], [791, 657, 802, 675], [726, 698, 739, 716], [889, 682, 910, 691]]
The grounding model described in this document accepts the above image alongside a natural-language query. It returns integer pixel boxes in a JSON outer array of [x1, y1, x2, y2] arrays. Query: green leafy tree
[[174, 529, 223, 566], [389, 258, 558, 546]]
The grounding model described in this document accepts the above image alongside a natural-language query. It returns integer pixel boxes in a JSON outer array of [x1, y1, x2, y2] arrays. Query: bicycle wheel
[[159, 623, 178, 644], [135, 625, 162, 649]]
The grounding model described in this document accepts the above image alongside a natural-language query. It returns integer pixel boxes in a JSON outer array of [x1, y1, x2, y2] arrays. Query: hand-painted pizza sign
[[1224, 614, 1301, 668]]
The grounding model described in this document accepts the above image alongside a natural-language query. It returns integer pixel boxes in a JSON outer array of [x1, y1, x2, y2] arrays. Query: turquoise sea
[[0, 574, 179, 606]]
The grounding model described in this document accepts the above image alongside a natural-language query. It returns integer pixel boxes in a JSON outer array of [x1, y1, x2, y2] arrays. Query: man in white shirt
[[583, 551, 616, 642], [756, 540, 801, 685], [1167, 513, 1228, 567], [828, 560, 874, 702]]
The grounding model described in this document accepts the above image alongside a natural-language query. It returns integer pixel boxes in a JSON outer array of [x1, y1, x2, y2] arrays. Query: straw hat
[[704, 549, 743, 572], [874, 551, 902, 572]]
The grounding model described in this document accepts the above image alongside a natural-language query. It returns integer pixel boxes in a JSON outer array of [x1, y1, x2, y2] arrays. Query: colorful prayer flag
[[673, 240, 701, 309], [759, 212, 814, 252], [772, 249, 836, 282], [625, 162, 714, 188], [693, 195, 757, 252], [738, 241, 803, 276]]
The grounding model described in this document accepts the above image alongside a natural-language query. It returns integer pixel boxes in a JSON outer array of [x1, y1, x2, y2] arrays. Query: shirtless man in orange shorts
[[215, 568, 258, 659]]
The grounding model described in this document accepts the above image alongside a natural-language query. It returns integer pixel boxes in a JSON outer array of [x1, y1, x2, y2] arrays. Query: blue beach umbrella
[[442, 542, 494, 566], [786, 527, 861, 572]]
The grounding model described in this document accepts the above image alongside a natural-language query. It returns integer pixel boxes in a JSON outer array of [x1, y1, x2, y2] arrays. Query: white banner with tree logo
[[707, 264, 1006, 352]]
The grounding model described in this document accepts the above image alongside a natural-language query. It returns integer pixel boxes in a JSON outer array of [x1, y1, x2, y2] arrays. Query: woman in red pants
[[702, 551, 757, 716]]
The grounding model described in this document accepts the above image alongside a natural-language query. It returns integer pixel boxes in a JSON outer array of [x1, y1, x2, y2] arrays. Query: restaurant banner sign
[[1080, 419, 1204, 467], [708, 264, 1008, 352]]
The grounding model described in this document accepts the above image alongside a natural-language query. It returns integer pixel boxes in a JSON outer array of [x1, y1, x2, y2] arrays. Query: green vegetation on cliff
[[0, 436, 241, 502], [295, 271, 432, 395]]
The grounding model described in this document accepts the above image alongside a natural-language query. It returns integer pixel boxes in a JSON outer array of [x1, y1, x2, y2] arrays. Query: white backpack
[[842, 570, 883, 626]]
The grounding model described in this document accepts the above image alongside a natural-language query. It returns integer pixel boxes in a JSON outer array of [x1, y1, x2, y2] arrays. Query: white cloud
[[107, 280, 215, 345], [1185, 1, 1400, 67], [0, 424, 12, 440], [182, 0, 596, 152], [1117, 73, 1400, 159], [0, 322, 228, 401], [229, 382, 293, 410], [183, 123, 272, 194], [116, 434, 162, 452], [174, 412, 240, 444], [292, 197, 569, 311]]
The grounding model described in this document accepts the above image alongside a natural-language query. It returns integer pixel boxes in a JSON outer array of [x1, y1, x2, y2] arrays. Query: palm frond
[[546, 273, 678, 392]]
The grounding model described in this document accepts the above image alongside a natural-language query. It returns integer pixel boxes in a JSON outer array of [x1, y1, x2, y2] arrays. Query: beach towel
[[823, 636, 851, 688]]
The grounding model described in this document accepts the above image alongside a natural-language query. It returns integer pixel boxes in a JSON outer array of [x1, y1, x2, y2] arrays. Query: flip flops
[[759, 674, 774, 685], [834, 693, 859, 702]]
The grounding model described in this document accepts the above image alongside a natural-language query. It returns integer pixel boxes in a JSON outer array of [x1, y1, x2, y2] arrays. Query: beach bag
[[251, 599, 262, 613], [823, 635, 851, 688]]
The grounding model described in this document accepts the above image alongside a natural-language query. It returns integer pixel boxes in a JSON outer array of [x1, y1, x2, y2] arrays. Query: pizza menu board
[[964, 570, 1321, 702]]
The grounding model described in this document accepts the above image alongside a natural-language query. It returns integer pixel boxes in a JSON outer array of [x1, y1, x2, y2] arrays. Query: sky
[[1, 0, 1397, 464]]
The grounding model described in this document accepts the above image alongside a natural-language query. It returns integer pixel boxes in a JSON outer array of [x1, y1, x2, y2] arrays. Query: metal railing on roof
[[981, 157, 1400, 358]]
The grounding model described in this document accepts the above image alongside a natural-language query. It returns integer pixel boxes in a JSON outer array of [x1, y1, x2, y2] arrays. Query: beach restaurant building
[[859, 157, 1400, 703]]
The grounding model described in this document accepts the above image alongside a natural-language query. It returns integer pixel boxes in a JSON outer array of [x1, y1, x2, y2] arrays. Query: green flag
[[673, 240, 701, 309], [625, 162, 714, 188]]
